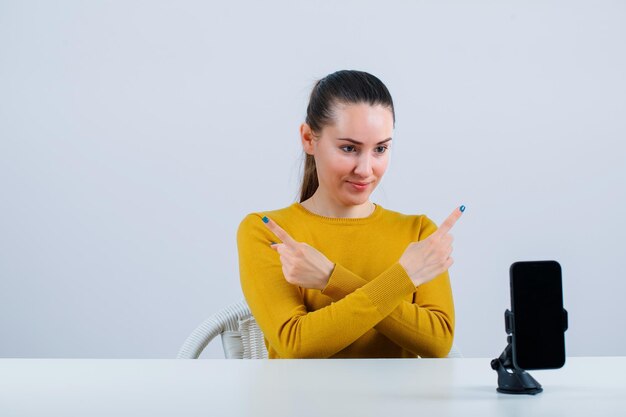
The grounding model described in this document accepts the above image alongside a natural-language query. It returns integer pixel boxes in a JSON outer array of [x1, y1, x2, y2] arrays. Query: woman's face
[[302, 102, 394, 208]]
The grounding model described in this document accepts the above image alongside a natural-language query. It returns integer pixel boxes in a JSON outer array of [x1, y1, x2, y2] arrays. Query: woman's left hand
[[262, 216, 334, 291]]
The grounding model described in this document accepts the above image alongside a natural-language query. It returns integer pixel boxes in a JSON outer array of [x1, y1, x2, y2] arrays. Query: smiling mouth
[[347, 181, 373, 192]]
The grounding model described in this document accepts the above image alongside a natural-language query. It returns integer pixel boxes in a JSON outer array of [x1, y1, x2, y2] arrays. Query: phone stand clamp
[[491, 310, 543, 395]]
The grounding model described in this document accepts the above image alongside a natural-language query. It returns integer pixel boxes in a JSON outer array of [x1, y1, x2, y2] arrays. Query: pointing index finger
[[262, 216, 296, 246], [434, 205, 465, 238]]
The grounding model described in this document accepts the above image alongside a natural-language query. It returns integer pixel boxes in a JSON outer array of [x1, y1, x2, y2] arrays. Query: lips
[[347, 181, 372, 191]]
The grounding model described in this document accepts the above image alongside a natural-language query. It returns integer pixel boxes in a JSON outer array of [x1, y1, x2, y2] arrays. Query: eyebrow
[[336, 137, 393, 145]]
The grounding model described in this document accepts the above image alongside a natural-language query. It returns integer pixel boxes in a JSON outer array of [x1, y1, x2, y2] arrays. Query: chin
[[343, 193, 372, 206], [335, 181, 377, 206]]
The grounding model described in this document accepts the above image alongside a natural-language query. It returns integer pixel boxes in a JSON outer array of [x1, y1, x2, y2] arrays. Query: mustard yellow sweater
[[237, 202, 455, 359]]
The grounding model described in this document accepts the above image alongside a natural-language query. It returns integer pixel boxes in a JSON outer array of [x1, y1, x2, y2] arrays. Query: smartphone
[[510, 260, 566, 370]]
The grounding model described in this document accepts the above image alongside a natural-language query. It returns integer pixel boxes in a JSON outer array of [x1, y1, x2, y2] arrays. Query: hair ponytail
[[299, 154, 319, 202]]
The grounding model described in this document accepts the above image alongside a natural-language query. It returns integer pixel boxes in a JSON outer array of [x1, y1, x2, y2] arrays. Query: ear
[[300, 123, 316, 155]]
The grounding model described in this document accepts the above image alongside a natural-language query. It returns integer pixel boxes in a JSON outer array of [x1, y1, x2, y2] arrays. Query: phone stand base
[[491, 337, 543, 395]]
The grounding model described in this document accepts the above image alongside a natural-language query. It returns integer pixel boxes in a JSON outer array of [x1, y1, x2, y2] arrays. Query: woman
[[237, 70, 464, 359]]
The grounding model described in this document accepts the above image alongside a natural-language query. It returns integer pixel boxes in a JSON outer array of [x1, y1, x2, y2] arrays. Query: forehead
[[325, 103, 394, 142]]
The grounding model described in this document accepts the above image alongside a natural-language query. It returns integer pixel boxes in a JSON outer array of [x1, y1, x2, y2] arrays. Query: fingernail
[[460, 205, 466, 213], [262, 216, 269, 223]]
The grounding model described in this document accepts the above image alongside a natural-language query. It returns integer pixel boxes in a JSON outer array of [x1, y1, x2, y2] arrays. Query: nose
[[353, 153, 373, 178]]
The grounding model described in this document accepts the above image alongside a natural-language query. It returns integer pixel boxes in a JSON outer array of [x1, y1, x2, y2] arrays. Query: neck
[[302, 191, 375, 218]]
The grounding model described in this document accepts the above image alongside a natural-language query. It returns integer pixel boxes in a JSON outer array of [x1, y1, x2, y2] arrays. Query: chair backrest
[[177, 299, 462, 359], [177, 299, 268, 359], [237, 316, 269, 359]]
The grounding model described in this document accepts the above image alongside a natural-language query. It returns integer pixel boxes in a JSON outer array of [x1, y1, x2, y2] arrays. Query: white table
[[0, 357, 623, 417]]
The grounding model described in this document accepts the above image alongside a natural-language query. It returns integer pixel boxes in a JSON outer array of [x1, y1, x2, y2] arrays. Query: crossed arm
[[237, 210, 460, 358], [322, 262, 454, 357]]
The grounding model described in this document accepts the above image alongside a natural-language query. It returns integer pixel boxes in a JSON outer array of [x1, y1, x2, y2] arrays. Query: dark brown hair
[[299, 70, 395, 202]]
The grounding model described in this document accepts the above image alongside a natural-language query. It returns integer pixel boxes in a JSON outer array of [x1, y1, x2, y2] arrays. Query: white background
[[1, 0, 624, 359]]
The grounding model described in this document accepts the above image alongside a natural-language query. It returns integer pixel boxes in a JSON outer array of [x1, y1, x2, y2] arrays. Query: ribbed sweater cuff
[[322, 264, 368, 300], [361, 263, 416, 316]]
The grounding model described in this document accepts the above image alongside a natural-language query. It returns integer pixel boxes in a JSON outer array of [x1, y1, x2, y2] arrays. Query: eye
[[375, 145, 388, 154], [340, 145, 356, 153]]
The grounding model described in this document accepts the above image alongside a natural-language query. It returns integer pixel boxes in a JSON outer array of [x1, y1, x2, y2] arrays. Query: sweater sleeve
[[321, 215, 455, 358], [237, 213, 416, 359]]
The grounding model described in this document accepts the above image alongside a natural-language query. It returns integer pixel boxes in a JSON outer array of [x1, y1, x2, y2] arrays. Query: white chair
[[177, 299, 462, 359], [177, 299, 267, 359]]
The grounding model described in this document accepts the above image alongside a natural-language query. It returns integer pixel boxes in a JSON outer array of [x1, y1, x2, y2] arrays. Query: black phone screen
[[510, 260, 566, 370]]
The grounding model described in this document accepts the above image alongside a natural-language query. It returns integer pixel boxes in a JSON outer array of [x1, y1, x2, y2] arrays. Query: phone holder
[[491, 309, 568, 395], [491, 334, 543, 395]]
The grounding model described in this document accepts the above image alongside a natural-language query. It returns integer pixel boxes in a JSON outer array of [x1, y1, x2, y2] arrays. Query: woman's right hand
[[399, 206, 465, 287], [262, 216, 335, 291]]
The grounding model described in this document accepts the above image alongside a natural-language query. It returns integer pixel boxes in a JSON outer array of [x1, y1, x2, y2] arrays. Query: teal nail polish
[[262, 216, 269, 223], [460, 205, 466, 213], [270, 241, 276, 245]]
